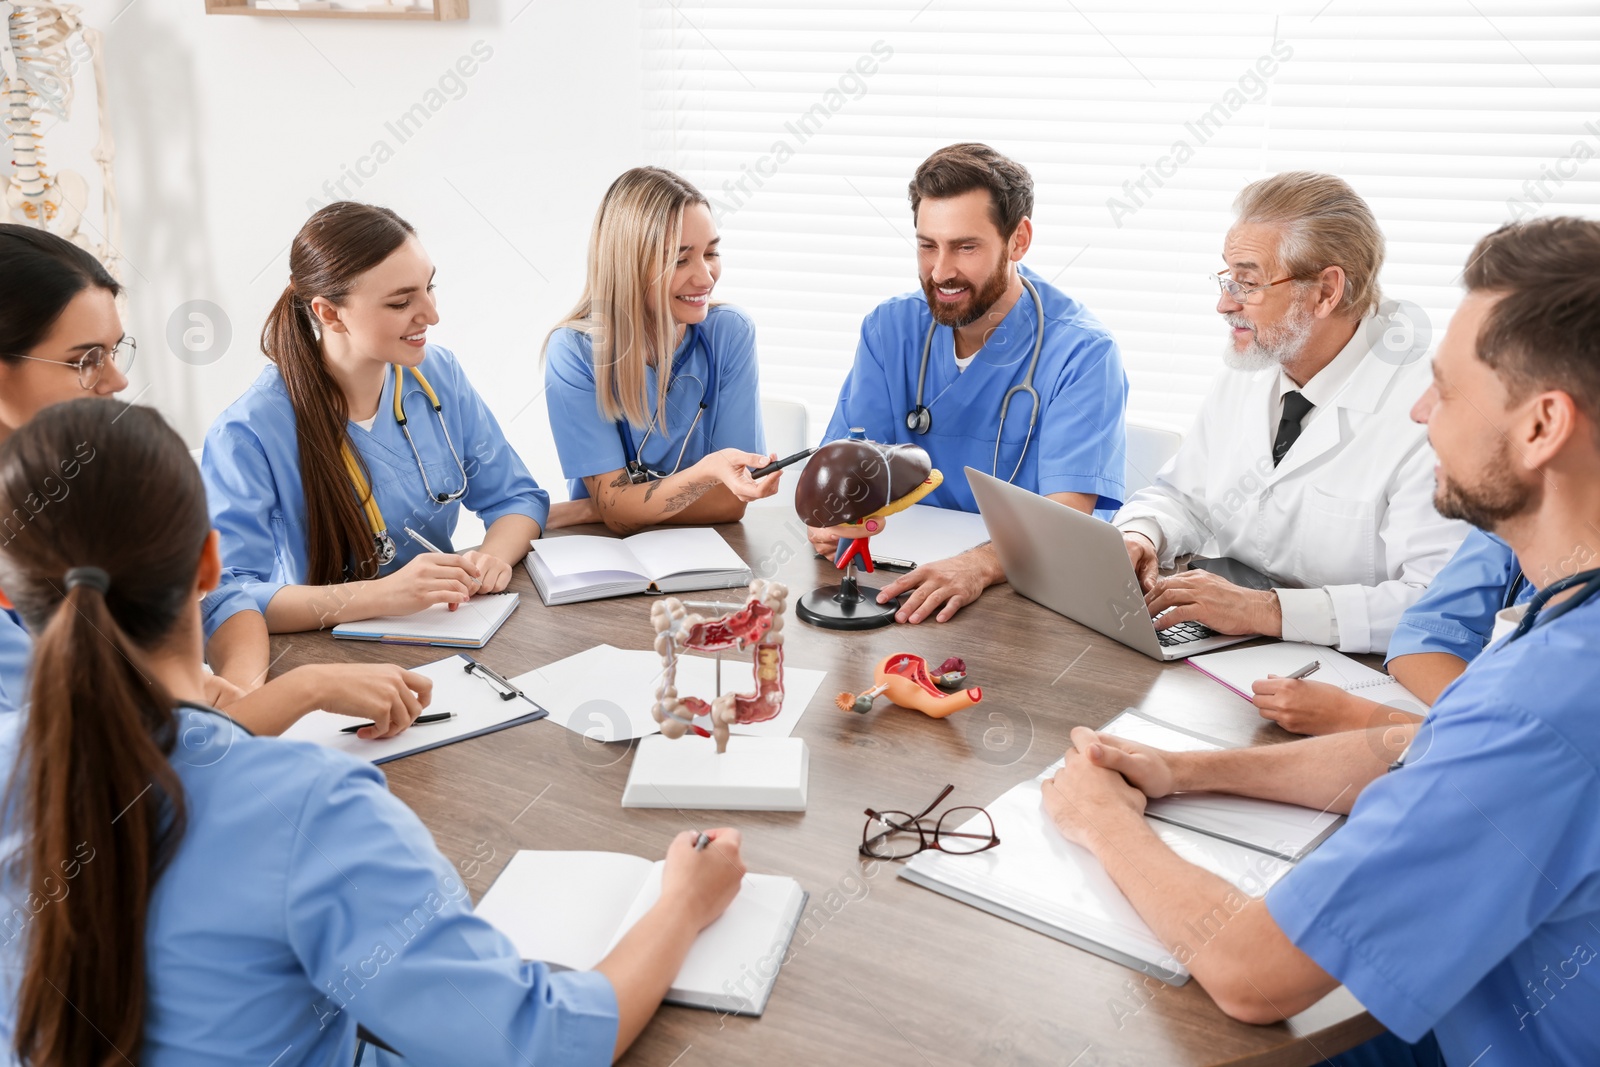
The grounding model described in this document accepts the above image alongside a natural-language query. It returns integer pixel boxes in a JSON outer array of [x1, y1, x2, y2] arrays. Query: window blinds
[[642, 1, 1600, 433]]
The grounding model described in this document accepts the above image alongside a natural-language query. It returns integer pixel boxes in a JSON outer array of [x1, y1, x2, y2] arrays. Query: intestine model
[[650, 579, 789, 754], [2, 1, 120, 270]]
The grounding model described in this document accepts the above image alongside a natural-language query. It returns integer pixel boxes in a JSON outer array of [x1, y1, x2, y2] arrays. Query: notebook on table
[[279, 653, 548, 765], [898, 716, 1343, 984], [524, 528, 751, 606], [1187, 641, 1426, 714], [330, 592, 519, 648], [475, 850, 807, 1016], [1098, 710, 1343, 862]]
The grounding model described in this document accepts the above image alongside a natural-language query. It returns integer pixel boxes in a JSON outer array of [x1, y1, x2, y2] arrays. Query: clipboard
[[279, 653, 549, 765]]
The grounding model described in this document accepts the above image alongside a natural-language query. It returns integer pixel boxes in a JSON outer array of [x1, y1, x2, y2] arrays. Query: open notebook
[[1187, 641, 1426, 714], [475, 850, 807, 1016], [279, 653, 548, 764], [525, 528, 751, 606], [331, 592, 519, 648]]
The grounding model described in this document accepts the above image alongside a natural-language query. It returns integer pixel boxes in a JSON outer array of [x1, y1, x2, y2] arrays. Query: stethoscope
[[905, 274, 1045, 484], [1506, 567, 1600, 643], [342, 364, 468, 566], [1502, 568, 1529, 612], [617, 324, 718, 485], [1391, 565, 1600, 774]]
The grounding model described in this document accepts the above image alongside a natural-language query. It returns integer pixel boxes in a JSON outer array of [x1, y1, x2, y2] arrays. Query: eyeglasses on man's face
[[1209, 270, 1300, 305], [6, 336, 137, 389], [860, 783, 1000, 860]]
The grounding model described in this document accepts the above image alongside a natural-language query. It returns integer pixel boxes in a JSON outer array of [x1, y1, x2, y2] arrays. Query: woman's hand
[[370, 552, 477, 616], [1251, 677, 1378, 735], [691, 449, 783, 504], [290, 662, 433, 739], [459, 550, 513, 593], [658, 829, 746, 932]]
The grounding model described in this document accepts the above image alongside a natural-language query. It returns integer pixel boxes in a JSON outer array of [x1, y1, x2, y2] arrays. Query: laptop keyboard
[[1155, 617, 1218, 647]]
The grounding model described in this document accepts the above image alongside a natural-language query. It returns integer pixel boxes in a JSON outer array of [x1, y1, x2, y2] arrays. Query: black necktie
[[1272, 391, 1315, 467]]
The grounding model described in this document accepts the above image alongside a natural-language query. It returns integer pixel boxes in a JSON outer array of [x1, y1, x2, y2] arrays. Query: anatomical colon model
[[2, 0, 120, 272]]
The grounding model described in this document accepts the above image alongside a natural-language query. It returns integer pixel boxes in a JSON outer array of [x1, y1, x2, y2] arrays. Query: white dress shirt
[[1115, 314, 1469, 653]]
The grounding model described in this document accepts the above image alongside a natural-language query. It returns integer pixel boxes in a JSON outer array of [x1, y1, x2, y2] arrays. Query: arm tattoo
[[643, 478, 663, 504], [661, 480, 716, 514], [608, 470, 632, 489]]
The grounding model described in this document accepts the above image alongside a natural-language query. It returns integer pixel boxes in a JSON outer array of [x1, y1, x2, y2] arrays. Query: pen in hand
[[1286, 660, 1321, 680], [693, 832, 711, 851], [404, 525, 479, 611], [341, 711, 456, 735]]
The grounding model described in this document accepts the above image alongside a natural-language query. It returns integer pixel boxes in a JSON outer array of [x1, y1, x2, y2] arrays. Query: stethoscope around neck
[[342, 363, 468, 567], [905, 273, 1045, 484], [617, 324, 718, 485]]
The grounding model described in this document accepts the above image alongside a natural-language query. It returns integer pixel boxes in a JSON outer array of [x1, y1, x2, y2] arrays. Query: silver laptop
[[967, 467, 1254, 661]]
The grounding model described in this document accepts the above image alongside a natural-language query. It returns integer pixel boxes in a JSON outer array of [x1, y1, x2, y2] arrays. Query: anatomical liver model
[[794, 432, 942, 628]]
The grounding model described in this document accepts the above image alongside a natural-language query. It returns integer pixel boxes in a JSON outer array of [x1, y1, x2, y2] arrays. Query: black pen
[[749, 447, 816, 479], [872, 555, 916, 572], [341, 711, 456, 734]]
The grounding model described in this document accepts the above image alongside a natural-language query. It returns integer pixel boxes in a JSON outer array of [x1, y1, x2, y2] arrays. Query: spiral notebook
[[1187, 642, 1426, 714]]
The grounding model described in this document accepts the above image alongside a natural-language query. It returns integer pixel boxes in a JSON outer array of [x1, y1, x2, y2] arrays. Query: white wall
[[82, 0, 646, 499]]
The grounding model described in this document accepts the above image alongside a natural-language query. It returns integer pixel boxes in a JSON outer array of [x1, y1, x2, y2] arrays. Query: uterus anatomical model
[[650, 579, 790, 754], [2, 0, 119, 269]]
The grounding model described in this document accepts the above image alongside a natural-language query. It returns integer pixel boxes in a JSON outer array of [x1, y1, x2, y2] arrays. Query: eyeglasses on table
[[860, 783, 1000, 860]]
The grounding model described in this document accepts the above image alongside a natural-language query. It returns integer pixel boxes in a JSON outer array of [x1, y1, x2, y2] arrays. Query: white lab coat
[[1115, 321, 1469, 654]]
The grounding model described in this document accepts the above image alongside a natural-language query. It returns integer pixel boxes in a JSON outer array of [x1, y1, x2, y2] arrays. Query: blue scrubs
[[199, 578, 261, 644], [0, 606, 29, 715], [203, 345, 548, 614], [1386, 529, 1531, 666], [545, 304, 766, 501], [822, 264, 1129, 514], [0, 705, 618, 1064], [1267, 591, 1600, 1066]]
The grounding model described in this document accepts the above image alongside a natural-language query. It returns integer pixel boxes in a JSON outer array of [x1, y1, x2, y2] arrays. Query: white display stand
[[622, 735, 809, 811]]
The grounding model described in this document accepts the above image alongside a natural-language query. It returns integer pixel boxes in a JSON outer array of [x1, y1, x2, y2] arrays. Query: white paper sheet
[[330, 592, 519, 646], [867, 504, 991, 568], [512, 645, 826, 743]]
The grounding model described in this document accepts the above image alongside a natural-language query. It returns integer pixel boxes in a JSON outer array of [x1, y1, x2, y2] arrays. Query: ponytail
[[14, 581, 184, 1066], [260, 202, 418, 585], [0, 400, 205, 1067], [262, 282, 378, 584]]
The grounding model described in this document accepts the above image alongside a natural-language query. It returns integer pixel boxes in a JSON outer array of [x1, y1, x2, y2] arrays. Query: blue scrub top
[[198, 578, 261, 644], [0, 607, 29, 715], [822, 263, 1129, 515], [544, 303, 766, 501], [0, 705, 618, 1064], [1386, 528, 1532, 666], [203, 345, 549, 615], [1267, 591, 1600, 1066]]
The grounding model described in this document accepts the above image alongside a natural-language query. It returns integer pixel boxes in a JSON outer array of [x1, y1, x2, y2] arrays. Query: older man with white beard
[[1114, 172, 1467, 654]]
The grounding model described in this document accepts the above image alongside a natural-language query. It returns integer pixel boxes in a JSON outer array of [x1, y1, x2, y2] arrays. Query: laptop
[[966, 468, 1254, 661]]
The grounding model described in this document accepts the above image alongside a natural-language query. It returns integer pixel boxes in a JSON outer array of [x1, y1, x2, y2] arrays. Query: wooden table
[[271, 509, 1381, 1066]]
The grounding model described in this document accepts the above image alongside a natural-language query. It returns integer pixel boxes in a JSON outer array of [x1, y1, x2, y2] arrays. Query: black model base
[[796, 573, 901, 630]]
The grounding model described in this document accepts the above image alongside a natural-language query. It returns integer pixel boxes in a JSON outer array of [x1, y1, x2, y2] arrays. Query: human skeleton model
[[1, 0, 120, 271], [650, 579, 789, 754]]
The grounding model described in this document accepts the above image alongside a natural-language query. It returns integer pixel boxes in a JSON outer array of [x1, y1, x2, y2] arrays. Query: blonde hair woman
[[544, 167, 777, 533]]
